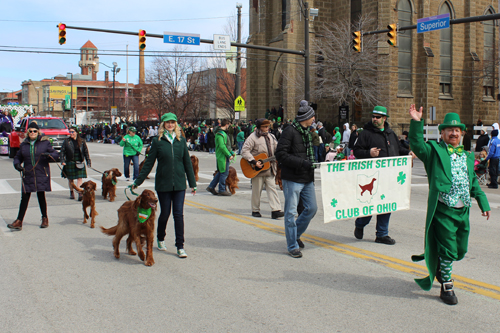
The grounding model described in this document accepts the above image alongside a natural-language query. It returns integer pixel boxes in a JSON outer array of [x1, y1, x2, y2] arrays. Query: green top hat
[[161, 112, 178, 123], [372, 106, 388, 117], [438, 112, 466, 131]]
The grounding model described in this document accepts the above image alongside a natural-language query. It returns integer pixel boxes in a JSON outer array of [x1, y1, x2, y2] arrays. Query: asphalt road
[[1, 142, 500, 332]]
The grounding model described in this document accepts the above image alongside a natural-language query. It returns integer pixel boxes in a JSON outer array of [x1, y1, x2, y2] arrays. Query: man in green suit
[[408, 104, 491, 305]]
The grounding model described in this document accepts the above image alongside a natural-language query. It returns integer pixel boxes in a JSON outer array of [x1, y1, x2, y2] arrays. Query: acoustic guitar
[[240, 152, 277, 179]]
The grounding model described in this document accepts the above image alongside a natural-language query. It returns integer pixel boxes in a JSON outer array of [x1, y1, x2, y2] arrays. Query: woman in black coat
[[206, 127, 216, 154], [60, 126, 91, 200], [8, 122, 59, 230]]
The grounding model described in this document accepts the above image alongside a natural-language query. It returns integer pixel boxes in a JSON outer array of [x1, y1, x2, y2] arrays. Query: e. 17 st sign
[[163, 32, 200, 45], [417, 13, 450, 33]]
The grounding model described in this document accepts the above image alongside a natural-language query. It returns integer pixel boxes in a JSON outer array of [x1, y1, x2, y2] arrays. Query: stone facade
[[247, 0, 499, 134]]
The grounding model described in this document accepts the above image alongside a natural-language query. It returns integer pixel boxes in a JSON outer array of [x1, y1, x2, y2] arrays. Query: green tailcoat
[[409, 120, 490, 291]]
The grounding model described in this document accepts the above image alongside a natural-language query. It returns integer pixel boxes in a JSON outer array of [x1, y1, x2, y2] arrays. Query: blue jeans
[[355, 213, 391, 237], [318, 143, 325, 162], [123, 154, 139, 180], [209, 158, 229, 192], [282, 180, 317, 252], [209, 148, 215, 154], [157, 190, 186, 249], [237, 141, 243, 155], [313, 146, 319, 162]]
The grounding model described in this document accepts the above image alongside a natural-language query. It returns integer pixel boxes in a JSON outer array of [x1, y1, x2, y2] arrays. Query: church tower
[[79, 40, 98, 80]]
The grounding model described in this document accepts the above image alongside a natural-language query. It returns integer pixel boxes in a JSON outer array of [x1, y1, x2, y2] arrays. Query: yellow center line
[[186, 200, 500, 301]]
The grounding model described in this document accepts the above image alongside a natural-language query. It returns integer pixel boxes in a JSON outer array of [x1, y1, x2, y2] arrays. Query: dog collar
[[137, 207, 152, 223], [104, 172, 117, 186]]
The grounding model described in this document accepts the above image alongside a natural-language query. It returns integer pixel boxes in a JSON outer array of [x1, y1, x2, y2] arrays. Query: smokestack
[[139, 50, 145, 84]]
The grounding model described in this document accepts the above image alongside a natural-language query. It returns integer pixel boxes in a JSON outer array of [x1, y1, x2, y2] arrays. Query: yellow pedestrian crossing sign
[[234, 96, 245, 111]]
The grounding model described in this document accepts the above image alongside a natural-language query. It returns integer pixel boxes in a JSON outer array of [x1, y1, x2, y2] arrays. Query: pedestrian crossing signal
[[387, 24, 397, 47], [352, 31, 361, 52], [139, 30, 146, 50], [58, 23, 66, 45]]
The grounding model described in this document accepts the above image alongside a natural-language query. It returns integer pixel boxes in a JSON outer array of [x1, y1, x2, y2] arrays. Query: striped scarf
[[292, 119, 315, 163]]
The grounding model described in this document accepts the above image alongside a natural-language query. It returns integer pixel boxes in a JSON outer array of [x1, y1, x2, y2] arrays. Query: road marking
[[0, 214, 14, 237], [185, 200, 500, 301], [0, 179, 18, 194], [50, 180, 67, 192]]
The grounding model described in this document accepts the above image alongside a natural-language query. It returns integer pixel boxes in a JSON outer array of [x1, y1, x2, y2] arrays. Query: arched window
[[439, 3, 452, 96], [483, 8, 495, 98], [398, 0, 412, 93]]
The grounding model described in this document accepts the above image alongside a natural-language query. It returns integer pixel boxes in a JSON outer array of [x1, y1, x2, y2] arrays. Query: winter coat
[[311, 131, 320, 147], [318, 127, 327, 144], [215, 128, 234, 173], [14, 136, 59, 193], [120, 134, 143, 156], [60, 138, 90, 164], [236, 131, 245, 143], [353, 121, 409, 159], [241, 131, 278, 177], [348, 130, 358, 148], [135, 134, 196, 192], [409, 119, 489, 291], [275, 124, 315, 183], [207, 130, 216, 148], [342, 123, 351, 143], [475, 133, 490, 152]]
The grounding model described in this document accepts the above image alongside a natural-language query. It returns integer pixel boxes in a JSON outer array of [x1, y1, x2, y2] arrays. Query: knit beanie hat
[[296, 100, 315, 122], [28, 122, 39, 130]]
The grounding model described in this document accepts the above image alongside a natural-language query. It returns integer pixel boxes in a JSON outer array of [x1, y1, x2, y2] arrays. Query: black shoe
[[206, 187, 218, 195], [488, 185, 498, 189], [218, 191, 232, 196], [252, 211, 262, 217], [436, 262, 443, 284], [440, 281, 458, 305], [288, 249, 302, 258], [70, 191, 75, 200], [375, 235, 396, 245], [271, 211, 284, 219], [354, 227, 364, 240], [297, 239, 305, 249]]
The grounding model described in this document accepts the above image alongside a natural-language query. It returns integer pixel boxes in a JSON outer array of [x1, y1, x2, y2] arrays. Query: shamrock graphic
[[380, 194, 385, 200], [330, 198, 338, 208], [397, 171, 406, 185]]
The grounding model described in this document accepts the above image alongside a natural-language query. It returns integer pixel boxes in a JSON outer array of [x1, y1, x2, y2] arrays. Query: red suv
[[9, 116, 70, 158]]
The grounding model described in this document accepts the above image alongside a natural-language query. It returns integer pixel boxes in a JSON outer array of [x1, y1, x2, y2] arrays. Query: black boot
[[440, 281, 458, 305], [70, 190, 75, 199], [271, 211, 284, 219]]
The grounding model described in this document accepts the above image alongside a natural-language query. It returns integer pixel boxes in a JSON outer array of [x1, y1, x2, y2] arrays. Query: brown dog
[[138, 145, 151, 179], [102, 168, 122, 202], [191, 155, 199, 181], [71, 181, 98, 228], [100, 189, 158, 266], [212, 166, 239, 195]]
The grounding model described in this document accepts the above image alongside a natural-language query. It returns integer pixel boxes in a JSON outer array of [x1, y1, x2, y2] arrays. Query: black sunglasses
[[372, 115, 383, 119], [28, 130, 38, 133]]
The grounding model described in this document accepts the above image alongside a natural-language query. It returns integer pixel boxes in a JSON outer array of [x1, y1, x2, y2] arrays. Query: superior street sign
[[163, 32, 200, 45], [417, 13, 450, 33]]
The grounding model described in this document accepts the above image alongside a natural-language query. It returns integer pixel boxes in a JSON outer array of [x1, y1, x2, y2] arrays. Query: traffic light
[[387, 24, 397, 47], [58, 23, 66, 45], [352, 31, 361, 52], [139, 30, 146, 50]]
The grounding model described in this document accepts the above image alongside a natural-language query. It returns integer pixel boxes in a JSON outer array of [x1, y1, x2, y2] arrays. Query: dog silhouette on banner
[[356, 172, 379, 204]]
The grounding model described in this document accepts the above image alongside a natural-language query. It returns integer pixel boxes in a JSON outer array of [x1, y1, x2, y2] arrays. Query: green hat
[[161, 113, 178, 123], [128, 126, 137, 132], [372, 106, 388, 117], [438, 113, 466, 131]]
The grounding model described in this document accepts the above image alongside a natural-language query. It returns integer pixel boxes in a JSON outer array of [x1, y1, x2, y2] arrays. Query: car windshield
[[31, 119, 67, 130]]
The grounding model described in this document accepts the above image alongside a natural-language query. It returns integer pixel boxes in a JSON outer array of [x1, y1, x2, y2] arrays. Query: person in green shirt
[[236, 128, 245, 155], [207, 119, 235, 196], [333, 126, 341, 148], [120, 126, 143, 181]]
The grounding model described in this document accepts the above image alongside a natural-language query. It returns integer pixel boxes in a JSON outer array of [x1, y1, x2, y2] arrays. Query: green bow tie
[[447, 144, 465, 156]]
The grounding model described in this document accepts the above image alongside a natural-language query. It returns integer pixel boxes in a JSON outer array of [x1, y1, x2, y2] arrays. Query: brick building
[[247, 0, 499, 133]]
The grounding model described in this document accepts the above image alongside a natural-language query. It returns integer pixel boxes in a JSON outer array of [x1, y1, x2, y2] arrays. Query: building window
[[439, 3, 452, 96], [281, 0, 287, 31], [351, 0, 361, 24], [483, 8, 495, 98], [398, 0, 412, 94]]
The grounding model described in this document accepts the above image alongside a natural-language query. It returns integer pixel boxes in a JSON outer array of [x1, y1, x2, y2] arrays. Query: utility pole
[[304, 2, 310, 102], [235, 3, 242, 100]]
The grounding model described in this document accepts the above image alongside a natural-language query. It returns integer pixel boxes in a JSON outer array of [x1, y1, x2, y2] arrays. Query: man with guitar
[[241, 118, 284, 219]]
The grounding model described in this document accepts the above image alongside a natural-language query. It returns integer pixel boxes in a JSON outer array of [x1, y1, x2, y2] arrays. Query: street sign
[[163, 32, 200, 45], [213, 34, 231, 50], [111, 106, 117, 116], [417, 13, 450, 33], [234, 96, 245, 111], [339, 105, 349, 119]]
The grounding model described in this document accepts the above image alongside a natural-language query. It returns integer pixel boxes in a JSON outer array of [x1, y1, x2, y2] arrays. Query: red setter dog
[[102, 168, 122, 202], [359, 178, 377, 196], [226, 166, 239, 195], [191, 155, 199, 181], [100, 189, 158, 266], [71, 181, 98, 228], [138, 145, 151, 179]]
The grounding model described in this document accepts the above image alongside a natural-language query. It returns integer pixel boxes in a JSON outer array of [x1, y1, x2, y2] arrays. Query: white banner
[[320, 156, 412, 223]]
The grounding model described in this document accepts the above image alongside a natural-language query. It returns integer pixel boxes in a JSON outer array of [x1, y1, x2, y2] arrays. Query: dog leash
[[88, 166, 105, 175], [124, 186, 139, 201]]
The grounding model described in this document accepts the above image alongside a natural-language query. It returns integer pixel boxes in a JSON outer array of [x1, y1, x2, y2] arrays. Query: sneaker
[[288, 249, 303, 258], [177, 248, 187, 258], [206, 186, 218, 195], [297, 239, 305, 249], [375, 235, 396, 245], [252, 211, 262, 217], [157, 240, 167, 251], [126, 178, 130, 181], [354, 227, 364, 239]]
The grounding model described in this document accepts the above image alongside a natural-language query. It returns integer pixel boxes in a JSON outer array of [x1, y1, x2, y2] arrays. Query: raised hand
[[409, 104, 423, 121]]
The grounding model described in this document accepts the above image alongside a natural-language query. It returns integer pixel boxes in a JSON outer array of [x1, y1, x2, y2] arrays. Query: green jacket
[[236, 131, 245, 143], [120, 134, 143, 156], [409, 120, 490, 291], [215, 127, 234, 172], [333, 131, 341, 145], [135, 134, 196, 192], [311, 131, 320, 146]]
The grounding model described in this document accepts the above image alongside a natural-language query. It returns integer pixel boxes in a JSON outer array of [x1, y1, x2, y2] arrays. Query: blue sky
[[0, 0, 249, 92]]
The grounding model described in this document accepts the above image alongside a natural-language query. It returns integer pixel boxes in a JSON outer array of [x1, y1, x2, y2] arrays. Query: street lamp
[[67, 72, 74, 123], [95, 61, 121, 119]]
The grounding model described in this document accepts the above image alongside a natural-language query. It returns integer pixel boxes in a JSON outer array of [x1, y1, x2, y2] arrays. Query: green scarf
[[137, 207, 152, 223], [29, 139, 36, 166], [292, 119, 315, 163]]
